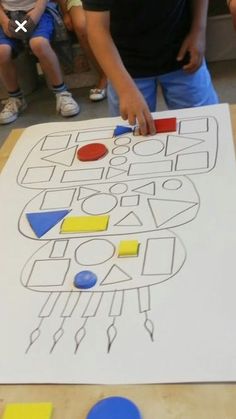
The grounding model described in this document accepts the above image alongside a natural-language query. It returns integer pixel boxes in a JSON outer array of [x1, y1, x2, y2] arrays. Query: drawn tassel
[[144, 311, 154, 341], [74, 318, 87, 353], [50, 318, 66, 353], [107, 318, 117, 353], [25, 318, 44, 353]]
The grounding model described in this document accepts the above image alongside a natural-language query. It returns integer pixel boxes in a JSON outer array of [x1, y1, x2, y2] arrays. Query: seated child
[[0, 0, 80, 125], [58, 0, 107, 101]]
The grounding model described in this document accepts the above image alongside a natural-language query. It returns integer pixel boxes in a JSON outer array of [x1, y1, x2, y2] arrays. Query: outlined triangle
[[165, 135, 204, 156], [132, 181, 156, 196], [26, 209, 70, 237], [42, 146, 77, 166], [114, 211, 143, 226], [101, 264, 132, 285], [106, 167, 127, 179], [77, 186, 100, 200], [148, 198, 198, 228]]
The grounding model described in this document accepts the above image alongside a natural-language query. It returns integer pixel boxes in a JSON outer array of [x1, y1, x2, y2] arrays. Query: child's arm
[[85, 10, 155, 136], [56, 0, 73, 31], [228, 0, 236, 30], [177, 0, 209, 73], [27, 0, 48, 25], [0, 2, 11, 37]]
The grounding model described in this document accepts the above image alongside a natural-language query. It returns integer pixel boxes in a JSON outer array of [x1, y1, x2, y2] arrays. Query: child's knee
[[29, 37, 51, 58], [0, 44, 12, 64]]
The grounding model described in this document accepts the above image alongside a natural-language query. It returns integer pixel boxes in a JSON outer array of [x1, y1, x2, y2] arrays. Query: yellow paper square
[[60, 215, 109, 233], [118, 240, 139, 257], [2, 403, 53, 419]]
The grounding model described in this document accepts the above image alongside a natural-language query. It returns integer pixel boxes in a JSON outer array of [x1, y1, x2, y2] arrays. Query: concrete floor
[[1, 59, 236, 147]]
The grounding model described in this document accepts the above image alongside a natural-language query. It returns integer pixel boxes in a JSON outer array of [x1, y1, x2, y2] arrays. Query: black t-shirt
[[82, 0, 191, 77]]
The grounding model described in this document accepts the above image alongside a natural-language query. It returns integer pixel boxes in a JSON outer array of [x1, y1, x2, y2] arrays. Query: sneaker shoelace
[[90, 88, 106, 94], [56, 92, 74, 110], [1, 97, 20, 114]]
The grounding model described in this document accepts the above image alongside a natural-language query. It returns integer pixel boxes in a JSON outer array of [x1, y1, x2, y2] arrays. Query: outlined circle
[[75, 239, 115, 266], [114, 136, 132, 146], [109, 156, 127, 166], [109, 183, 128, 195], [133, 139, 164, 156], [112, 146, 130, 155], [82, 193, 117, 215], [162, 179, 183, 190]]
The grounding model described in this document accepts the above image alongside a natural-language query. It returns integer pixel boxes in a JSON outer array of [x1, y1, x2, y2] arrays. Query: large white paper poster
[[0, 104, 236, 384]]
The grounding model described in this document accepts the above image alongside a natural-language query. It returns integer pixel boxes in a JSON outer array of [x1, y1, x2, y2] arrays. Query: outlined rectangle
[[138, 287, 150, 312], [120, 195, 140, 207], [27, 259, 70, 287], [175, 151, 209, 171], [49, 240, 69, 258], [40, 189, 76, 210], [82, 293, 103, 317], [128, 160, 173, 176], [41, 134, 71, 150], [142, 238, 175, 275], [76, 130, 113, 142], [22, 166, 55, 184], [179, 118, 208, 134], [109, 291, 124, 316], [39, 293, 60, 317], [62, 292, 81, 317], [61, 168, 104, 183]]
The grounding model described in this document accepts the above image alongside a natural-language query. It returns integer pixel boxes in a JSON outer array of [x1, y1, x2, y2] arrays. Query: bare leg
[[29, 36, 80, 117], [69, 6, 107, 90], [29, 37, 63, 86], [0, 44, 19, 92]]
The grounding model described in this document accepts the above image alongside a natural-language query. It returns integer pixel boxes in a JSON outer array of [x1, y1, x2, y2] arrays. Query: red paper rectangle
[[154, 117, 177, 133]]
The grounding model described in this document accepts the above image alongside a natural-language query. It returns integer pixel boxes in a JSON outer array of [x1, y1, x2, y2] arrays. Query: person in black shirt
[[82, 0, 218, 135]]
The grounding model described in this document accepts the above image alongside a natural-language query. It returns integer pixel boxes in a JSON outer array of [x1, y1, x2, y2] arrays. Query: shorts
[[67, 0, 82, 11], [108, 60, 219, 116], [0, 11, 54, 54]]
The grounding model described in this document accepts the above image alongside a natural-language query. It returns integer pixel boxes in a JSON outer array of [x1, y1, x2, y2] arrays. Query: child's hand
[[63, 12, 73, 31], [176, 29, 205, 73], [27, 8, 43, 25], [1, 16, 12, 37], [119, 88, 156, 136]]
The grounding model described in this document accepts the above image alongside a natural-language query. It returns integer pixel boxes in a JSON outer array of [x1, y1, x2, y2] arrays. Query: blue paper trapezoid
[[26, 209, 70, 237]]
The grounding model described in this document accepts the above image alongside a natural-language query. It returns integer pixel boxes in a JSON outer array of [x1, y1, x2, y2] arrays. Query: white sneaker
[[0, 97, 27, 124], [89, 88, 107, 102], [56, 91, 80, 117]]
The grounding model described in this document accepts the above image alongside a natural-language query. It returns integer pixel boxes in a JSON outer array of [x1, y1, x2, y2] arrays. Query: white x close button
[[14, 20, 28, 33]]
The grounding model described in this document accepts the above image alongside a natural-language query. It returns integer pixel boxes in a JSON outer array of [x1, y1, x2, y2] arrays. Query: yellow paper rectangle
[[118, 240, 139, 257], [61, 215, 109, 233], [2, 403, 53, 419]]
